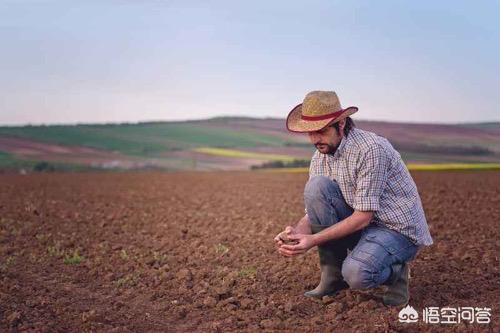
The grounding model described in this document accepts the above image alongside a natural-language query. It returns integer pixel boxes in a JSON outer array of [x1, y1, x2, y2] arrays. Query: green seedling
[[120, 249, 129, 260], [47, 242, 64, 257], [115, 274, 138, 288], [152, 251, 167, 265], [63, 250, 84, 264], [238, 266, 257, 279], [215, 243, 229, 256]]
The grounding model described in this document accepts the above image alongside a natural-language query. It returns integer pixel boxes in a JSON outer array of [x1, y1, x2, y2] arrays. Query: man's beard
[[315, 143, 338, 155]]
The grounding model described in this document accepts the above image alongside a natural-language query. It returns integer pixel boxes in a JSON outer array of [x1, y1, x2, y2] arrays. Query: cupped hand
[[273, 226, 296, 247], [278, 233, 316, 257]]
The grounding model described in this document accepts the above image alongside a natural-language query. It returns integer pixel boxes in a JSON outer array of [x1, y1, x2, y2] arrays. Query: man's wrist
[[311, 233, 322, 247]]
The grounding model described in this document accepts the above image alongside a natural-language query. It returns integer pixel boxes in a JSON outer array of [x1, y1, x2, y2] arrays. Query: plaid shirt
[[309, 128, 433, 246]]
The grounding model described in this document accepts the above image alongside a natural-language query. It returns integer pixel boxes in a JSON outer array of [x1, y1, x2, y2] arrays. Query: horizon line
[[0, 115, 499, 128]]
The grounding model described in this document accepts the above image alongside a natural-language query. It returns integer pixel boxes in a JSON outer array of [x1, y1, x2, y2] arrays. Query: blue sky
[[0, 0, 498, 125]]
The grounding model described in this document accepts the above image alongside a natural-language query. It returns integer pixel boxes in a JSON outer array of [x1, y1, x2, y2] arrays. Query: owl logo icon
[[398, 305, 419, 323]]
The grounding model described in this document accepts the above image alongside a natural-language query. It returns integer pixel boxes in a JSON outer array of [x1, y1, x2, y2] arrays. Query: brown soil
[[0, 171, 498, 332]]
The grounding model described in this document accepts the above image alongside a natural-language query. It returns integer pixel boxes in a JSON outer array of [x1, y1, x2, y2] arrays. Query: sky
[[0, 0, 499, 125]]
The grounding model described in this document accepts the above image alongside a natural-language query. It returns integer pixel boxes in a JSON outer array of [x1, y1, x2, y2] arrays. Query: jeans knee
[[304, 176, 340, 201], [341, 257, 373, 290]]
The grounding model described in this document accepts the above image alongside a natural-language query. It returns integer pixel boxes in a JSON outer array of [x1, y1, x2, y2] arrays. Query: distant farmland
[[0, 118, 499, 171]]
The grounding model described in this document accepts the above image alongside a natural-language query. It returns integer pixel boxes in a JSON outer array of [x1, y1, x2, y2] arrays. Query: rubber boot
[[383, 263, 410, 306], [304, 224, 349, 298]]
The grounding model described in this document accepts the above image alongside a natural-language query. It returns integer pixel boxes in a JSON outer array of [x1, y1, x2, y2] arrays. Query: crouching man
[[275, 91, 433, 306]]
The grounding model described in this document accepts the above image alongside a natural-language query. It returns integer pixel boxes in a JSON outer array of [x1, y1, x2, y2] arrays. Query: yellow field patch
[[260, 167, 309, 173], [406, 163, 500, 171], [193, 147, 297, 161], [257, 163, 500, 173]]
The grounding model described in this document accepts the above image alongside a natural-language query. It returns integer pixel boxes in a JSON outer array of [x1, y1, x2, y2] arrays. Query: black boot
[[383, 263, 410, 306], [304, 224, 349, 299]]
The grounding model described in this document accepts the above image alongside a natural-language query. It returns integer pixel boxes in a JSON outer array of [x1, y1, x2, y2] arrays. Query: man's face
[[308, 122, 344, 155]]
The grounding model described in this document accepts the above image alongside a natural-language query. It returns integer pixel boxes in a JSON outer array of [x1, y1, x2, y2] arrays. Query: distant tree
[[33, 161, 55, 172], [251, 159, 310, 170]]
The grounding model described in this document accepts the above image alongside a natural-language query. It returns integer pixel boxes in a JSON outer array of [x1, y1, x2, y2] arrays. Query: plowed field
[[0, 171, 498, 332]]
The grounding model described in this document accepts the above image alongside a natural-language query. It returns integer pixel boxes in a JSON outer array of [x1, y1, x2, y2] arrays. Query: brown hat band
[[301, 109, 344, 121]]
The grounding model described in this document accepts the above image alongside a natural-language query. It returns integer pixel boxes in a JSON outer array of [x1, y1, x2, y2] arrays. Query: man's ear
[[338, 119, 346, 133]]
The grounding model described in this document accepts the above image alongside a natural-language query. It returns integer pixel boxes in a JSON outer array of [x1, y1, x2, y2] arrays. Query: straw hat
[[286, 91, 358, 133]]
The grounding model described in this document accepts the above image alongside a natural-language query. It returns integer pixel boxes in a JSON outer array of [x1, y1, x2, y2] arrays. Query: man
[[274, 91, 432, 306]]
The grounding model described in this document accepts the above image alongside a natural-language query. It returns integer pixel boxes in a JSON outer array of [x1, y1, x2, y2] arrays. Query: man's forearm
[[294, 214, 311, 234], [311, 211, 373, 246]]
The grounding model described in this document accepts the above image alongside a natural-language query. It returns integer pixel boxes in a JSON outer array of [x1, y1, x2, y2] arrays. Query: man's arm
[[292, 214, 311, 234], [278, 210, 373, 257], [311, 210, 373, 245]]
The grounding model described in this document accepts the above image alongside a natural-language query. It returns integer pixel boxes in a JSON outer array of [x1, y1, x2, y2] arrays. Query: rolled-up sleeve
[[353, 145, 388, 211], [308, 151, 320, 180], [306, 152, 319, 214]]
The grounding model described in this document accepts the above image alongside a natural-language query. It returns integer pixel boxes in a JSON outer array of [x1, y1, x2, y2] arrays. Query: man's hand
[[278, 233, 316, 257], [273, 226, 296, 247]]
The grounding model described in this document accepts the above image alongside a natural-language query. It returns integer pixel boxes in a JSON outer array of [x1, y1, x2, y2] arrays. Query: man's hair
[[330, 117, 355, 136]]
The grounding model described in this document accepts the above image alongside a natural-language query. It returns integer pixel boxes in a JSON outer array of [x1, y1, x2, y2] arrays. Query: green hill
[[0, 118, 499, 172]]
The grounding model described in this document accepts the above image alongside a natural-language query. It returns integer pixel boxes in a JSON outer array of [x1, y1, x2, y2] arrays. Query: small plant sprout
[[215, 243, 229, 257], [115, 274, 138, 288], [63, 250, 84, 264], [0, 255, 16, 271], [238, 266, 257, 280], [120, 249, 129, 260], [152, 251, 167, 265], [47, 242, 64, 257]]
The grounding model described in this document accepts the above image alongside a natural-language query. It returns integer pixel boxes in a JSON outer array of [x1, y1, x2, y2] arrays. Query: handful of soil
[[279, 233, 299, 245]]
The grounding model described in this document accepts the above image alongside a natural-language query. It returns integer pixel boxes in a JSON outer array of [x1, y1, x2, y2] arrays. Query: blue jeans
[[304, 176, 418, 289]]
